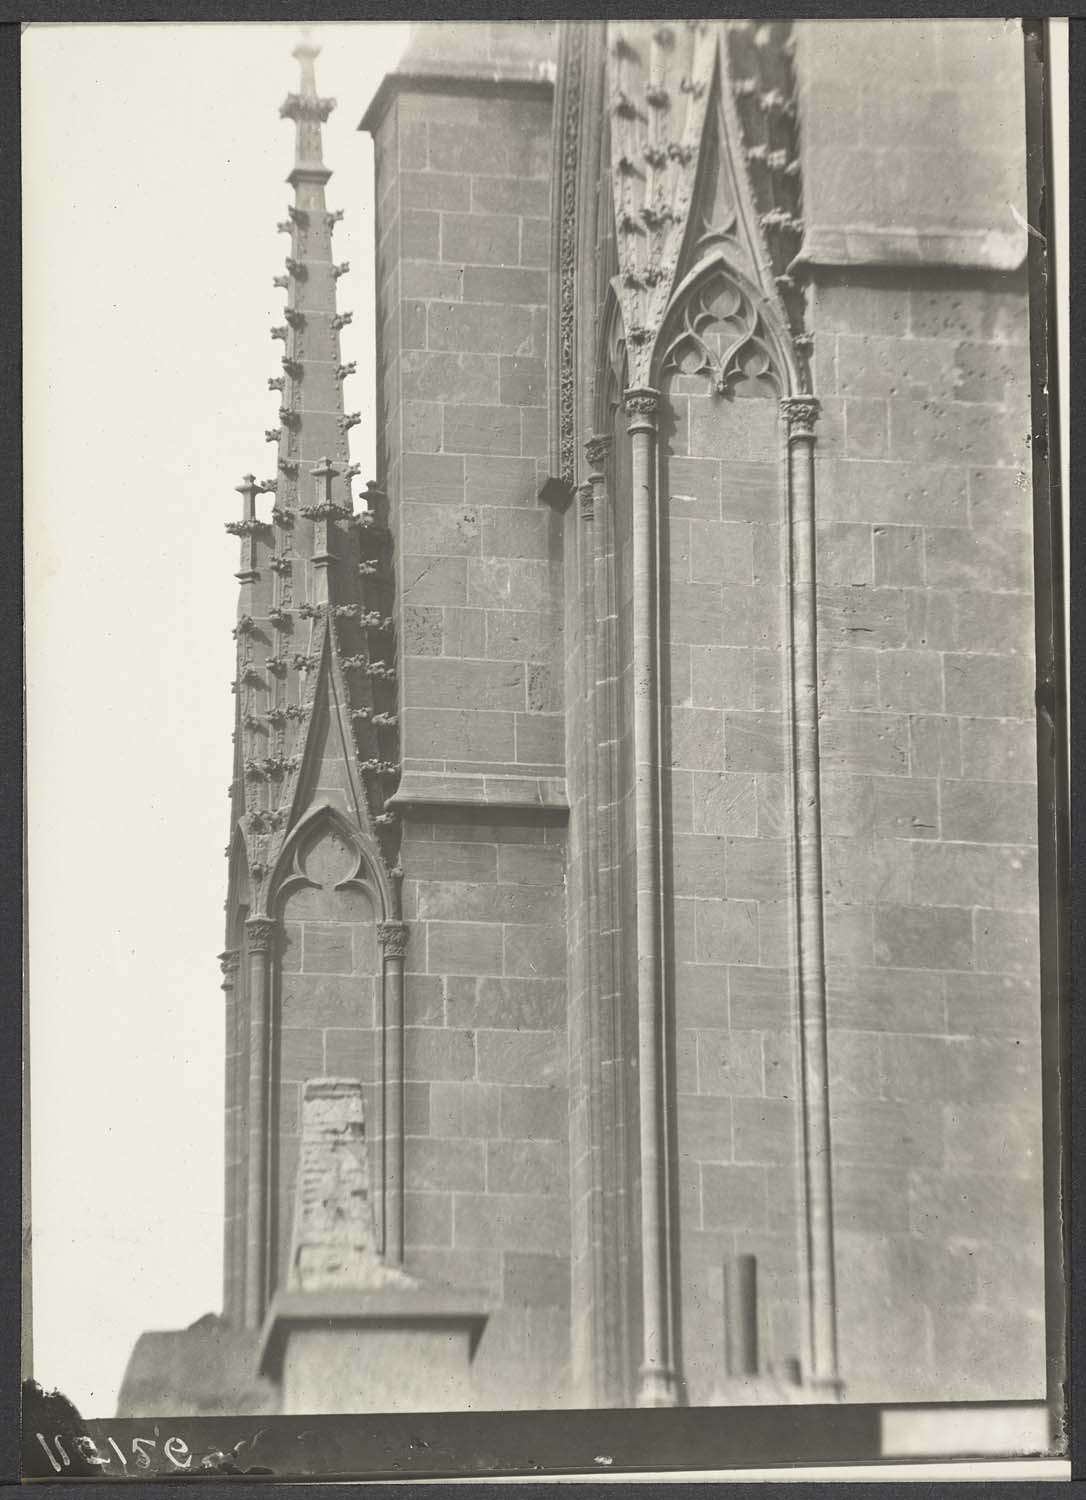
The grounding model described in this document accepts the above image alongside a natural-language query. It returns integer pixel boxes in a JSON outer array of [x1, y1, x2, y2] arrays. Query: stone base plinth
[[258, 1287, 489, 1415]]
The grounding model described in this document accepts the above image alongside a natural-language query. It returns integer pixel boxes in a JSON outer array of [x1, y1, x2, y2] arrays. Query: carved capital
[[584, 434, 612, 473], [245, 917, 278, 954], [781, 397, 821, 441], [218, 948, 240, 989], [624, 387, 660, 430], [377, 920, 409, 958]]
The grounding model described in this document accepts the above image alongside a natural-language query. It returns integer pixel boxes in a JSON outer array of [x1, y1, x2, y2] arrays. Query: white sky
[[24, 20, 410, 1416]]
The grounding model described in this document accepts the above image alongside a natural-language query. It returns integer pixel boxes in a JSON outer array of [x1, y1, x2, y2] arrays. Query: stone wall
[[799, 18, 1046, 1401], [369, 58, 572, 1408]]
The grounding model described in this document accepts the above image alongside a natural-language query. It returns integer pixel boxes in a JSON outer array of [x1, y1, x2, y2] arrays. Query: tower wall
[[367, 28, 575, 1409], [797, 18, 1046, 1400]]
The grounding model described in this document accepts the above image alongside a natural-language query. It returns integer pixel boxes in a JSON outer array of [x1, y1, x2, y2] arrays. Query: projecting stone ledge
[[387, 771, 569, 816], [258, 1287, 490, 1415]]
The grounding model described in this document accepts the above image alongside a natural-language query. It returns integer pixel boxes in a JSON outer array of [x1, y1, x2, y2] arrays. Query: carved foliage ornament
[[608, 20, 717, 388]]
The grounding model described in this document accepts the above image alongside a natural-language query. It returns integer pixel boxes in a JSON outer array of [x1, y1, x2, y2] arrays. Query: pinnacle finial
[[292, 30, 320, 97]]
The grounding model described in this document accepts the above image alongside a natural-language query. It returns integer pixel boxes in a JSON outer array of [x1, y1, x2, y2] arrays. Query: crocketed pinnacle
[[281, 35, 335, 185]]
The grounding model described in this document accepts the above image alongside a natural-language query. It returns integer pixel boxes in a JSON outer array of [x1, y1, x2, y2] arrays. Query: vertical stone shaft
[[576, 470, 607, 1395], [378, 921, 408, 1266], [244, 917, 276, 1329], [782, 397, 840, 1387], [219, 948, 240, 1323], [625, 388, 678, 1407]]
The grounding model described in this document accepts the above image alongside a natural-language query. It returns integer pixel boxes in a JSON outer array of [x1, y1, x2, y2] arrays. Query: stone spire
[[223, 38, 401, 916]]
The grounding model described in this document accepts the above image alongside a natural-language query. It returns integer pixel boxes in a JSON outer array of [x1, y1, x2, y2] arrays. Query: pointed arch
[[653, 249, 802, 399], [269, 798, 393, 923]]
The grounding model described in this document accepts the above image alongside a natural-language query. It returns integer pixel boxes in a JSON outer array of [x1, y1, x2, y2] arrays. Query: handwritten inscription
[[33, 1427, 272, 1475]]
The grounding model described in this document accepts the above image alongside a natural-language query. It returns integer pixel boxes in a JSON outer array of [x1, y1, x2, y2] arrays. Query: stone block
[[818, 586, 909, 650], [519, 216, 550, 267], [442, 211, 519, 266], [818, 522, 873, 585], [729, 967, 792, 1029], [944, 970, 1039, 1037], [403, 707, 516, 763], [955, 590, 1034, 657], [666, 455, 720, 516], [428, 302, 534, 361], [823, 904, 875, 966], [723, 711, 786, 773], [690, 645, 754, 710], [732, 1098, 796, 1164], [427, 920, 503, 976], [872, 524, 924, 587], [486, 1139, 566, 1196], [401, 350, 500, 406], [872, 776, 939, 839], [677, 1093, 733, 1163], [725, 837, 789, 901], [809, 283, 912, 339], [845, 398, 889, 458], [907, 1168, 1042, 1244], [401, 839, 498, 883], [503, 921, 566, 978], [448, 975, 565, 1031], [816, 459, 968, 527], [324, 1028, 376, 1079], [911, 841, 1037, 913], [694, 899, 758, 966], [696, 1028, 764, 1097], [701, 1164, 768, 1230], [819, 713, 910, 776], [879, 1034, 951, 1102], [826, 966, 945, 1035], [832, 1099, 944, 1167], [402, 209, 440, 260], [515, 712, 564, 766], [940, 779, 1037, 845], [281, 974, 376, 1030], [407, 657, 525, 712], [452, 1192, 569, 1255], [477, 1029, 563, 1085], [471, 175, 549, 217], [689, 519, 755, 585], [405, 1191, 454, 1247], [401, 503, 480, 559], [974, 907, 1040, 977], [502, 1251, 570, 1308], [823, 836, 913, 907], [499, 1084, 568, 1140], [406, 1136, 485, 1193], [828, 1031, 883, 1100], [402, 556, 469, 608], [968, 465, 1032, 529], [462, 455, 536, 510], [405, 1025, 477, 1082], [909, 713, 962, 778], [302, 923, 354, 975], [467, 557, 557, 612], [833, 1166, 911, 1233], [676, 963, 729, 1029], [279, 1027, 325, 1083], [874, 903, 974, 971], [876, 651, 944, 713], [498, 355, 548, 410], [401, 170, 471, 212], [443, 403, 523, 456], [926, 526, 1032, 594], [946, 1034, 1042, 1112], [944, 1102, 1043, 1174]]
